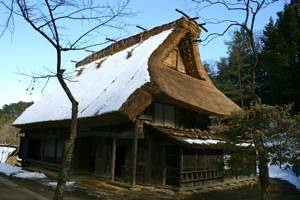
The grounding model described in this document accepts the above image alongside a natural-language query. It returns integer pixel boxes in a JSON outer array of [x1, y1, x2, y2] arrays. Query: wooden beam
[[131, 121, 139, 186], [136, 25, 147, 31], [175, 8, 190, 19], [106, 37, 117, 43], [198, 23, 208, 32], [111, 138, 116, 181], [78, 130, 144, 139]]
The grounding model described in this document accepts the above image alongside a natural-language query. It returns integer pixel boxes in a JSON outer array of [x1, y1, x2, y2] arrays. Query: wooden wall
[[181, 149, 224, 188], [21, 129, 66, 169]]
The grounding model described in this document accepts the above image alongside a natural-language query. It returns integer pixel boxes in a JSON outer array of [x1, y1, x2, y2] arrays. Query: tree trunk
[[258, 151, 270, 200], [53, 100, 78, 200], [237, 57, 244, 107], [248, 32, 260, 104], [53, 49, 79, 200], [257, 134, 270, 200]]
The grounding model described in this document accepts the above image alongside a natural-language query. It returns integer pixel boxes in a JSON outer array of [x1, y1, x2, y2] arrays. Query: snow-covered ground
[[0, 162, 75, 190], [269, 165, 300, 190], [0, 162, 46, 179], [0, 146, 16, 163], [0, 145, 75, 190]]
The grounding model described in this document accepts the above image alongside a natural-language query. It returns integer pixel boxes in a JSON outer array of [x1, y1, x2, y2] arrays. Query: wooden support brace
[[136, 25, 147, 31]]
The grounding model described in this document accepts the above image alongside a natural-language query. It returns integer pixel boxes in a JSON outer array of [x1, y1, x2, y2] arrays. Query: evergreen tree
[[258, 4, 300, 112], [211, 104, 299, 200], [214, 29, 253, 107]]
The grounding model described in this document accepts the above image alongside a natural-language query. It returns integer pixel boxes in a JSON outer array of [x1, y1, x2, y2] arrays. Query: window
[[56, 140, 63, 161], [175, 108, 193, 128], [193, 112, 210, 130], [28, 139, 42, 160], [164, 48, 187, 74], [164, 105, 175, 126], [43, 139, 64, 163], [154, 103, 164, 125], [153, 103, 210, 129], [26, 138, 64, 164], [44, 139, 56, 160], [154, 103, 175, 127]]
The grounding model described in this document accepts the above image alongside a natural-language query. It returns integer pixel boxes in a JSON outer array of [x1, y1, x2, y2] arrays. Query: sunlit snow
[[184, 139, 225, 145], [0, 146, 16, 163], [269, 165, 300, 190], [14, 29, 173, 125]]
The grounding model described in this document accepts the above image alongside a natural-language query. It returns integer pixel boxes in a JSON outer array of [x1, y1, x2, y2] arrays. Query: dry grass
[[0, 121, 20, 145]]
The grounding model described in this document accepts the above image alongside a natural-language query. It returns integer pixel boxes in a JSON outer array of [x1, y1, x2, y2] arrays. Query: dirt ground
[[185, 179, 300, 200], [0, 174, 299, 200]]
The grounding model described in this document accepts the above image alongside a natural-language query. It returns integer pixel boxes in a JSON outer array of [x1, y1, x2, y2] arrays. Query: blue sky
[[0, 0, 288, 107]]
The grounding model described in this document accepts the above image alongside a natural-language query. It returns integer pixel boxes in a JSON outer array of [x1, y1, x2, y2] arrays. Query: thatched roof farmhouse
[[14, 18, 254, 190]]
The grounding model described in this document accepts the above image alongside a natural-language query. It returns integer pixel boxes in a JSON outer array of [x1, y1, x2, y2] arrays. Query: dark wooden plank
[[162, 145, 166, 185], [131, 121, 139, 186], [179, 147, 183, 187], [147, 135, 152, 184], [111, 138, 116, 181]]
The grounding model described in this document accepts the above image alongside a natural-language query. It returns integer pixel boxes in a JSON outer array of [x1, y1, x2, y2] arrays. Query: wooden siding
[[163, 48, 186, 74]]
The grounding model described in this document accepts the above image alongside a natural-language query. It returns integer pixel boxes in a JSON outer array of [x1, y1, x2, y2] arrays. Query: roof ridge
[[76, 18, 187, 68]]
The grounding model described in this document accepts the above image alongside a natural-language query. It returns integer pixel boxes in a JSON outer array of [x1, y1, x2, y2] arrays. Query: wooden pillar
[[111, 137, 116, 181], [179, 147, 183, 187], [147, 135, 152, 184], [162, 145, 166, 185], [131, 121, 139, 186]]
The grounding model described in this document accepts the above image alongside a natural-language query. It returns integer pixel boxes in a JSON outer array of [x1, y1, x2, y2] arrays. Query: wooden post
[[147, 135, 152, 184], [179, 147, 183, 187], [131, 121, 139, 186], [162, 145, 166, 185], [111, 137, 116, 182]]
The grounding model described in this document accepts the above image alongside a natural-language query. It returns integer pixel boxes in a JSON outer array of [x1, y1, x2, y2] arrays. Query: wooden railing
[[181, 169, 223, 183]]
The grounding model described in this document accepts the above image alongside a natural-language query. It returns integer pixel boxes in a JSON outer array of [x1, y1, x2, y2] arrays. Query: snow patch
[[184, 139, 225, 145], [269, 165, 300, 189], [46, 181, 76, 188], [14, 171, 47, 179], [236, 143, 253, 147], [0, 163, 76, 190], [0, 162, 46, 180], [0, 163, 21, 176], [0, 146, 16, 163]]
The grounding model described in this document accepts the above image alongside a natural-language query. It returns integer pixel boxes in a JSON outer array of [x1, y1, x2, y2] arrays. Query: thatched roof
[[14, 18, 240, 128], [146, 124, 227, 149]]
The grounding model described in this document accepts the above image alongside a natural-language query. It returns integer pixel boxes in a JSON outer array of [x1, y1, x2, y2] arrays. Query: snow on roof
[[14, 29, 173, 125], [184, 138, 226, 145]]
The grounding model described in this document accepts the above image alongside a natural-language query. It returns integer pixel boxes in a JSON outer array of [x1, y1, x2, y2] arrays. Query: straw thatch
[[15, 17, 240, 128]]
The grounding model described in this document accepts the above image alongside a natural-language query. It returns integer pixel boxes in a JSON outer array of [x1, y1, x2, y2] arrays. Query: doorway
[[115, 145, 127, 179]]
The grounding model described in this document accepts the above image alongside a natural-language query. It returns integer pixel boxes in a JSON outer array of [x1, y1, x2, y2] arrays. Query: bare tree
[[190, 0, 280, 103], [0, 0, 130, 199]]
